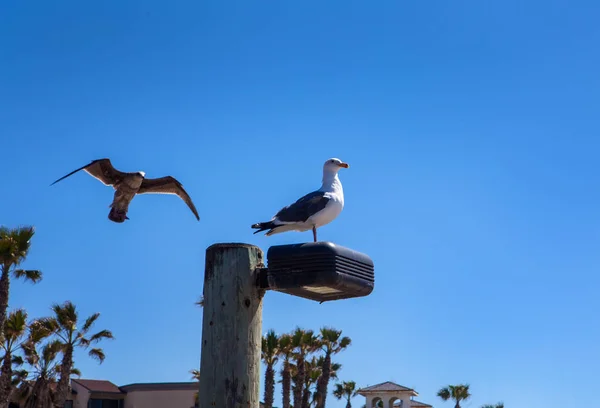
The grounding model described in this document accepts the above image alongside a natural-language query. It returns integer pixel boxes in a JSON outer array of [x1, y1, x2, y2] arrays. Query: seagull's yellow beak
[[338, 162, 349, 168]]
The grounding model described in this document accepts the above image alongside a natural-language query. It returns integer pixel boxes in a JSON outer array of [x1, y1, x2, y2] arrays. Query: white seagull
[[50, 158, 200, 223], [251, 158, 349, 242]]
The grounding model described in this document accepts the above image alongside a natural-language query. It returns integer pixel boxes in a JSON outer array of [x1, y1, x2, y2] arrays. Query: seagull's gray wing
[[50, 158, 125, 186], [137, 176, 200, 221], [275, 190, 330, 223]]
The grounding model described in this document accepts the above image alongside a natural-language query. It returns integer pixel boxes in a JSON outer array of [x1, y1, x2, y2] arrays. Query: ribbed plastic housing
[[265, 242, 374, 302]]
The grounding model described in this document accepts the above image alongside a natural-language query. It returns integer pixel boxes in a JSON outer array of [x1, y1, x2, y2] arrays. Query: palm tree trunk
[[0, 348, 14, 408], [292, 355, 305, 408], [264, 363, 275, 408], [0, 267, 10, 340], [346, 397, 352, 408], [24, 377, 48, 408], [281, 363, 291, 408], [301, 382, 310, 408], [314, 352, 331, 408], [0, 349, 13, 408], [53, 345, 73, 408]]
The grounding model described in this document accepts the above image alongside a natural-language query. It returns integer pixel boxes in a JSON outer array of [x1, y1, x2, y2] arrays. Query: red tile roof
[[357, 381, 416, 394], [119, 382, 198, 392], [72, 379, 123, 394], [411, 400, 433, 407]]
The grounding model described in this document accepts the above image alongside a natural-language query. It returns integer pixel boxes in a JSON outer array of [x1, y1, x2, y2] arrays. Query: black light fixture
[[257, 242, 374, 303]]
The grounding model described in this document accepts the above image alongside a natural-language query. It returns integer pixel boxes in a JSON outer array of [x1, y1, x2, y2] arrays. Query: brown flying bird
[[51, 158, 200, 223]]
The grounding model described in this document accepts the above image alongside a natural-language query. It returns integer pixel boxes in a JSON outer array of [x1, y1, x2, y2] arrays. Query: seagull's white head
[[137, 171, 146, 177], [323, 158, 349, 174]]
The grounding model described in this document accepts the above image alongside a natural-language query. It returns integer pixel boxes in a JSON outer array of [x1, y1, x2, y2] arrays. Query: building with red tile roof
[[357, 381, 433, 408]]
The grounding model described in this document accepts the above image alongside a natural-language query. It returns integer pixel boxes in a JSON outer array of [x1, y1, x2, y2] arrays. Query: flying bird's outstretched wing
[[137, 176, 200, 220], [50, 158, 125, 186]]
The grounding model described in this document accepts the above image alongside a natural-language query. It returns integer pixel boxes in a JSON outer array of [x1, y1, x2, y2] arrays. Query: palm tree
[[437, 384, 471, 408], [20, 321, 80, 408], [261, 330, 279, 408], [291, 328, 317, 408], [189, 369, 200, 381], [333, 381, 358, 408], [302, 356, 321, 408], [277, 334, 293, 408], [0, 226, 41, 338], [481, 403, 503, 408], [195, 297, 204, 308], [189, 369, 200, 408], [193, 296, 202, 408], [314, 327, 351, 408], [317, 356, 341, 382], [39, 301, 114, 408], [0, 309, 30, 408]]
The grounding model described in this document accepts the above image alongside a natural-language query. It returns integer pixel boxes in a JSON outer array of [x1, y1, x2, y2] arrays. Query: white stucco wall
[[364, 391, 413, 408], [70, 382, 91, 408]]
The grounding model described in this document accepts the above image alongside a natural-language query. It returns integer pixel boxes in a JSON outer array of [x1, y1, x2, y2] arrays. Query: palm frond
[[261, 329, 279, 365], [4, 308, 29, 340], [333, 381, 358, 401], [27, 320, 54, 351], [12, 226, 35, 252], [13, 269, 42, 283], [82, 313, 101, 334], [319, 327, 341, 342], [35, 317, 59, 335], [333, 383, 344, 400], [438, 384, 471, 405], [11, 369, 29, 386], [330, 362, 342, 379], [42, 339, 63, 364], [88, 329, 114, 344], [318, 326, 351, 354], [88, 348, 105, 363], [437, 387, 451, 401], [189, 369, 200, 381], [339, 336, 351, 349], [454, 384, 471, 401], [51, 301, 78, 332], [12, 355, 24, 366], [481, 402, 503, 408], [0, 226, 35, 267]]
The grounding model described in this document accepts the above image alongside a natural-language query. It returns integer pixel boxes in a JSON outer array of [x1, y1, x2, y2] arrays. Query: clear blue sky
[[2, 0, 599, 407]]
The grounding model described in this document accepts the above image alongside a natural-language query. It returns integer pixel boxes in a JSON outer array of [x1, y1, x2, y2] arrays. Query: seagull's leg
[[312, 226, 317, 242]]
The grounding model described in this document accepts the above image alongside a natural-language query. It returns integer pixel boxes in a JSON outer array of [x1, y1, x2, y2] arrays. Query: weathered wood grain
[[198, 243, 265, 408]]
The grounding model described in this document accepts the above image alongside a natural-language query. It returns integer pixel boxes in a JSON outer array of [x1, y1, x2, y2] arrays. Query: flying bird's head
[[137, 171, 146, 178], [323, 158, 349, 174]]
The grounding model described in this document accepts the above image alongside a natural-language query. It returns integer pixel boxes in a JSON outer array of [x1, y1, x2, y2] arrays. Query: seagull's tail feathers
[[265, 225, 296, 236], [252, 221, 298, 236]]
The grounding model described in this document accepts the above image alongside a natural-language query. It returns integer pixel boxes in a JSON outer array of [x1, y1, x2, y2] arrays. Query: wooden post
[[198, 243, 265, 408]]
